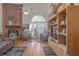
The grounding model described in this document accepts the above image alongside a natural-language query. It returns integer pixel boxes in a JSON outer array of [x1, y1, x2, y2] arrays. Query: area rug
[[43, 47, 56, 56], [3, 46, 27, 56]]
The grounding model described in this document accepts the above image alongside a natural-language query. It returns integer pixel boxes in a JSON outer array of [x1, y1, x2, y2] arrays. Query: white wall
[[0, 4, 3, 33]]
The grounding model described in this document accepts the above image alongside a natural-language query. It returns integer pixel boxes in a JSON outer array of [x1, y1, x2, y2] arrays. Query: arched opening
[[29, 15, 48, 40]]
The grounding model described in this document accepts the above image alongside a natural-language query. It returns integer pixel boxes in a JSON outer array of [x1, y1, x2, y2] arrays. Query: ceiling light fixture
[[24, 11, 29, 15]]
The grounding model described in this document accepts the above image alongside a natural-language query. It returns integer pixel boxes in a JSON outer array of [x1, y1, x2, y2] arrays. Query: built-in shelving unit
[[48, 5, 79, 56], [58, 9, 66, 48]]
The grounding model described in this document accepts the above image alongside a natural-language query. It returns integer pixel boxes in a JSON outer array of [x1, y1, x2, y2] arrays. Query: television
[[51, 25, 58, 39]]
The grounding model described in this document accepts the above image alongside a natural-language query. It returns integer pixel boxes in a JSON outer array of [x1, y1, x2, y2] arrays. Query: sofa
[[22, 34, 31, 41], [40, 34, 48, 41], [0, 37, 14, 55]]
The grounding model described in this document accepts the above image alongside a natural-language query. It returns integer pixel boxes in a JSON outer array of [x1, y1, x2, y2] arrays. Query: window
[[29, 15, 47, 35]]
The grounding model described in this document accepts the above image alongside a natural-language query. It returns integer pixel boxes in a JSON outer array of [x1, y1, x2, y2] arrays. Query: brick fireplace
[[5, 25, 22, 38], [3, 3, 23, 38]]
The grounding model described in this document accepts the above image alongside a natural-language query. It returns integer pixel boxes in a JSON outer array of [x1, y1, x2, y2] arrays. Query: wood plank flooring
[[15, 39, 52, 56]]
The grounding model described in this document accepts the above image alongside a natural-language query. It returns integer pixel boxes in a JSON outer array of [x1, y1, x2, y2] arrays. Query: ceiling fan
[[17, 4, 32, 15]]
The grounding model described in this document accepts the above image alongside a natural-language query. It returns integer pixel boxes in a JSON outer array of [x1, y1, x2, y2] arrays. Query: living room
[[0, 3, 79, 56]]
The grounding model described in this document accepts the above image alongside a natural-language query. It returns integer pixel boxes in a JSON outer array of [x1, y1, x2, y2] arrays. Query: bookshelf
[[49, 14, 58, 42], [48, 5, 79, 56], [58, 9, 66, 47]]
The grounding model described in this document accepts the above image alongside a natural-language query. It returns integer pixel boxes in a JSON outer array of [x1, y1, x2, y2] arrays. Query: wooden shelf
[[52, 24, 58, 26], [49, 13, 58, 21], [59, 44, 67, 51], [59, 24, 66, 26], [58, 33, 67, 36], [5, 24, 22, 27]]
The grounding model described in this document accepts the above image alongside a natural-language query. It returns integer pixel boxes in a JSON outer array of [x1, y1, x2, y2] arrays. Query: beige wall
[[0, 4, 3, 33]]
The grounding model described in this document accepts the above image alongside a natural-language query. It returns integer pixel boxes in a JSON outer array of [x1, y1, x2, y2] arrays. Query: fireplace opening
[[8, 29, 19, 39]]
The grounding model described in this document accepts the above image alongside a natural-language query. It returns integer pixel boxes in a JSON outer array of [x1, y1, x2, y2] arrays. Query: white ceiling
[[22, 3, 50, 24]]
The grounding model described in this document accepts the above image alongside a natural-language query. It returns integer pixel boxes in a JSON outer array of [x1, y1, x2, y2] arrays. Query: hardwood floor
[[15, 39, 51, 56], [15, 39, 24, 46]]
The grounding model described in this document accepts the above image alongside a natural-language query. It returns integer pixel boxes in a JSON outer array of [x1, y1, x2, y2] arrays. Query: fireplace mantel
[[5, 24, 22, 28]]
